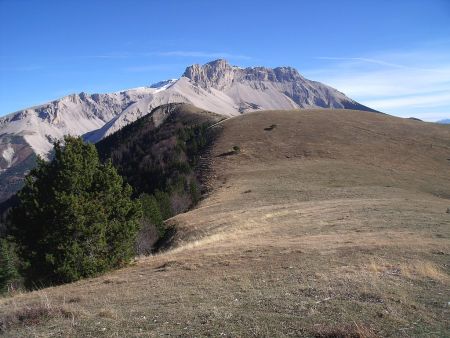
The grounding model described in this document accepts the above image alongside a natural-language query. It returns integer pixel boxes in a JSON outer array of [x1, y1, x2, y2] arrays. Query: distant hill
[[437, 118, 450, 124]]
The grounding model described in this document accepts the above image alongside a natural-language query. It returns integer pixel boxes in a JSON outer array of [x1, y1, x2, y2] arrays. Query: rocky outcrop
[[182, 59, 374, 111], [182, 59, 308, 90]]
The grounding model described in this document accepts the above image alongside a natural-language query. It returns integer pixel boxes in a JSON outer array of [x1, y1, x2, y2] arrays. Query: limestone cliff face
[[182, 59, 372, 111], [182, 59, 306, 89], [183, 59, 237, 90]]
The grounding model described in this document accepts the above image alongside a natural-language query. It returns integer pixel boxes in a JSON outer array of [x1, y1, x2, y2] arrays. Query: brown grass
[[0, 304, 75, 333], [312, 322, 378, 338], [97, 308, 118, 319], [0, 109, 449, 336], [367, 258, 448, 282], [402, 260, 449, 282]]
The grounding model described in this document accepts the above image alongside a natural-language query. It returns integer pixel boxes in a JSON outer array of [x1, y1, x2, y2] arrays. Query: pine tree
[[0, 239, 20, 294], [140, 194, 164, 236], [154, 190, 172, 220], [10, 136, 142, 286], [189, 180, 200, 204]]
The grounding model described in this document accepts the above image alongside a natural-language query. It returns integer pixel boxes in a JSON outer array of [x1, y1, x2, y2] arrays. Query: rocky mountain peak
[[182, 59, 306, 89], [273, 66, 304, 82], [182, 59, 236, 90], [183, 59, 232, 76]]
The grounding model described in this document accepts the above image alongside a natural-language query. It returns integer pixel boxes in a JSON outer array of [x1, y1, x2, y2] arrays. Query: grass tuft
[[0, 304, 75, 332], [311, 323, 378, 338], [97, 308, 118, 319]]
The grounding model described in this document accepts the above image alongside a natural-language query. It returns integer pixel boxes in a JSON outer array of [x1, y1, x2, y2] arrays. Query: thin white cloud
[[389, 109, 450, 121], [364, 91, 450, 110], [315, 56, 445, 72], [81, 50, 252, 61], [0, 65, 43, 72], [307, 49, 450, 121], [316, 56, 410, 69], [124, 64, 182, 72], [312, 68, 450, 98], [145, 50, 252, 60], [3, 49, 251, 61], [81, 52, 131, 59]]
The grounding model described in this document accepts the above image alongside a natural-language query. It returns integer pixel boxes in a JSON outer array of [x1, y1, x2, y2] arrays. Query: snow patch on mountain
[[150, 79, 177, 90], [1, 145, 15, 169]]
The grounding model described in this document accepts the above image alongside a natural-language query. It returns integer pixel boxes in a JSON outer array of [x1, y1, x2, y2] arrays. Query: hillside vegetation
[[1, 108, 449, 337], [96, 103, 223, 251]]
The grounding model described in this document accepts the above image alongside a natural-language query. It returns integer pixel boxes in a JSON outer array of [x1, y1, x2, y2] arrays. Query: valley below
[[1, 108, 449, 337]]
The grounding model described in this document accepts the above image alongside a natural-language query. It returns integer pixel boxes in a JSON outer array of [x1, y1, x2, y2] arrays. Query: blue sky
[[0, 0, 449, 121]]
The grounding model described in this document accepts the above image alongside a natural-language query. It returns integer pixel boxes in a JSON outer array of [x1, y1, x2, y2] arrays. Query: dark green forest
[[0, 104, 221, 292], [96, 104, 221, 249]]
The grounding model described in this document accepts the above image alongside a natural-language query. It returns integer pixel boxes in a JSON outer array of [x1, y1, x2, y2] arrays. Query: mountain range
[[0, 59, 375, 202]]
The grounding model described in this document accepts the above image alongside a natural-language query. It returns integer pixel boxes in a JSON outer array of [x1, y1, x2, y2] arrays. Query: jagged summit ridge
[[183, 59, 237, 89], [180, 59, 369, 112], [182, 59, 305, 90]]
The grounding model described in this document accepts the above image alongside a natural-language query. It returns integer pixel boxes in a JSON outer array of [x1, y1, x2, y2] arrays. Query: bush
[[9, 137, 142, 286]]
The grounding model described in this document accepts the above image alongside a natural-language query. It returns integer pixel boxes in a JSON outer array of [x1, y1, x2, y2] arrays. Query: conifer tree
[[0, 238, 20, 293], [140, 193, 164, 236], [10, 136, 142, 286]]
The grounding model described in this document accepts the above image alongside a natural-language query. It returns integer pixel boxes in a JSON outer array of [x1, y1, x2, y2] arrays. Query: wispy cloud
[[364, 91, 450, 110], [307, 48, 450, 121], [0, 65, 43, 72], [80, 52, 132, 59], [147, 50, 252, 60], [124, 64, 183, 72], [316, 56, 411, 69], [81, 50, 252, 60]]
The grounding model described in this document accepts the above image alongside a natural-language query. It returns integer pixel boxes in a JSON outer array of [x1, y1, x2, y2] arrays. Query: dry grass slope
[[1, 109, 449, 337]]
